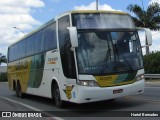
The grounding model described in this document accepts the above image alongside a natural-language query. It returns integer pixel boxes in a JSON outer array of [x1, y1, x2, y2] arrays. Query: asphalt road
[[0, 82, 160, 120]]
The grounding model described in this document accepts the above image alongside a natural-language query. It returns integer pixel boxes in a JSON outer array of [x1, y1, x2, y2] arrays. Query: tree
[[127, 2, 160, 54], [144, 51, 160, 74], [127, 2, 160, 30], [0, 73, 7, 82], [0, 53, 7, 65]]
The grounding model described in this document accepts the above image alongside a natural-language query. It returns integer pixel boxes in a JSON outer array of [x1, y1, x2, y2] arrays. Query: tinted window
[[15, 43, 20, 60], [8, 48, 10, 62], [44, 23, 57, 51], [9, 46, 12, 61], [12, 45, 16, 61], [35, 30, 44, 54], [9, 23, 56, 61], [14, 45, 16, 60], [20, 39, 26, 58], [12, 46, 15, 61], [26, 36, 34, 56], [72, 13, 135, 29], [9, 46, 14, 62], [58, 15, 76, 78]]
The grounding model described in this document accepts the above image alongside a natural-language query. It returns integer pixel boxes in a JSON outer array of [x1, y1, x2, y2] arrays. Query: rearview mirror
[[67, 27, 78, 48], [137, 27, 152, 48]]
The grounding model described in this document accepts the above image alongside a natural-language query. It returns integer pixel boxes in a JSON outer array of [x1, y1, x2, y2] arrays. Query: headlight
[[78, 80, 98, 87], [136, 74, 145, 81]]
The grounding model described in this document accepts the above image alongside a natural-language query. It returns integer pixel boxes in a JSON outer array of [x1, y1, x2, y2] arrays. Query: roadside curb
[[0, 82, 8, 84]]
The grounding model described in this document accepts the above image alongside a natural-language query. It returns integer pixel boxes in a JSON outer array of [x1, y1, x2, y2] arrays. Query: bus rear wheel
[[54, 84, 64, 108], [16, 83, 24, 98]]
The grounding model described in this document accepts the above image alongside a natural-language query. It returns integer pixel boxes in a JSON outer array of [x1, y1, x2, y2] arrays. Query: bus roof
[[70, 10, 129, 15], [9, 10, 129, 47]]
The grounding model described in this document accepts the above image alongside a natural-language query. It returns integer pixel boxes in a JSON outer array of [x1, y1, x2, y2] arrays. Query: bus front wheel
[[54, 84, 64, 108]]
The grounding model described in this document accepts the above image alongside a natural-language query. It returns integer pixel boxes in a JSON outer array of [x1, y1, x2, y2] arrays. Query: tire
[[16, 83, 24, 98], [16, 83, 19, 97], [54, 84, 64, 108], [13, 81, 16, 91], [14, 84, 17, 95]]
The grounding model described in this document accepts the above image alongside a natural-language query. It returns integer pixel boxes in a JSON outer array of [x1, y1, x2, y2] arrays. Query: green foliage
[[144, 51, 160, 73], [0, 73, 8, 82], [127, 2, 160, 30], [0, 53, 7, 65]]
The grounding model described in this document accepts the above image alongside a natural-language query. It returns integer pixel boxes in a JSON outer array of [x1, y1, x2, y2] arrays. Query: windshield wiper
[[114, 43, 133, 72], [120, 54, 134, 71], [104, 48, 111, 63]]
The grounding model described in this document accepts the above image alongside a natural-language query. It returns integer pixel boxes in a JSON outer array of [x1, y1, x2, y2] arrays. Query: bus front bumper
[[76, 80, 144, 103]]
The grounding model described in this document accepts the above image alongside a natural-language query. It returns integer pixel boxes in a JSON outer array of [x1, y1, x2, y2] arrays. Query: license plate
[[113, 89, 123, 94]]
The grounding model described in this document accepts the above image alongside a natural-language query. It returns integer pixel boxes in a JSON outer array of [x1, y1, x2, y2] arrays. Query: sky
[[0, 0, 160, 59]]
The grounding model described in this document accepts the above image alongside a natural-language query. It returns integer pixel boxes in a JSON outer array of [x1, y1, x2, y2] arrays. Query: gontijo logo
[[15, 61, 28, 70], [48, 57, 58, 64]]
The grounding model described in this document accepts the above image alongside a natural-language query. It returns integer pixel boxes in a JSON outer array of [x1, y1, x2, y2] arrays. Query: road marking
[[2, 97, 64, 120]]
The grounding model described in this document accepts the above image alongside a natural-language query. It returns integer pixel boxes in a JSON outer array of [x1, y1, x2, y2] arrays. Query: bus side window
[[44, 23, 57, 51], [20, 39, 26, 58], [12, 45, 15, 61], [35, 30, 44, 54], [14, 43, 20, 61], [9, 46, 14, 62], [26, 36, 35, 56]]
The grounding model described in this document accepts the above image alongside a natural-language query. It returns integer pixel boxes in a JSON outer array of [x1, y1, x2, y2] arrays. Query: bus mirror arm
[[141, 45, 151, 48], [67, 27, 78, 48], [70, 47, 75, 51], [137, 27, 152, 47]]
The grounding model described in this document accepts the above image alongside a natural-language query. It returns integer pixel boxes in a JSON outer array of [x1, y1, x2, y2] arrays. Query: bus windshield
[[76, 31, 143, 75]]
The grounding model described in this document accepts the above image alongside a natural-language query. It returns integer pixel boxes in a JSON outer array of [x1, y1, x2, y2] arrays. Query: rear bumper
[[76, 80, 144, 103]]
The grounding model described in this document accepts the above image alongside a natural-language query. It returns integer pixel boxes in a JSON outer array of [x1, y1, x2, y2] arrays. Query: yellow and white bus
[[8, 10, 152, 108]]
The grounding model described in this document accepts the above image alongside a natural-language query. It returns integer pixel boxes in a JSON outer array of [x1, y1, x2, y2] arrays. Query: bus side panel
[[8, 61, 16, 91], [27, 53, 45, 88], [26, 50, 58, 98], [18, 57, 32, 93], [26, 53, 46, 96]]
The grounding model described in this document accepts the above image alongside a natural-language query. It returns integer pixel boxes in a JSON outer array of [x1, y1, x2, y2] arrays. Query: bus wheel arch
[[51, 79, 64, 108], [13, 80, 16, 91], [51, 79, 57, 99]]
